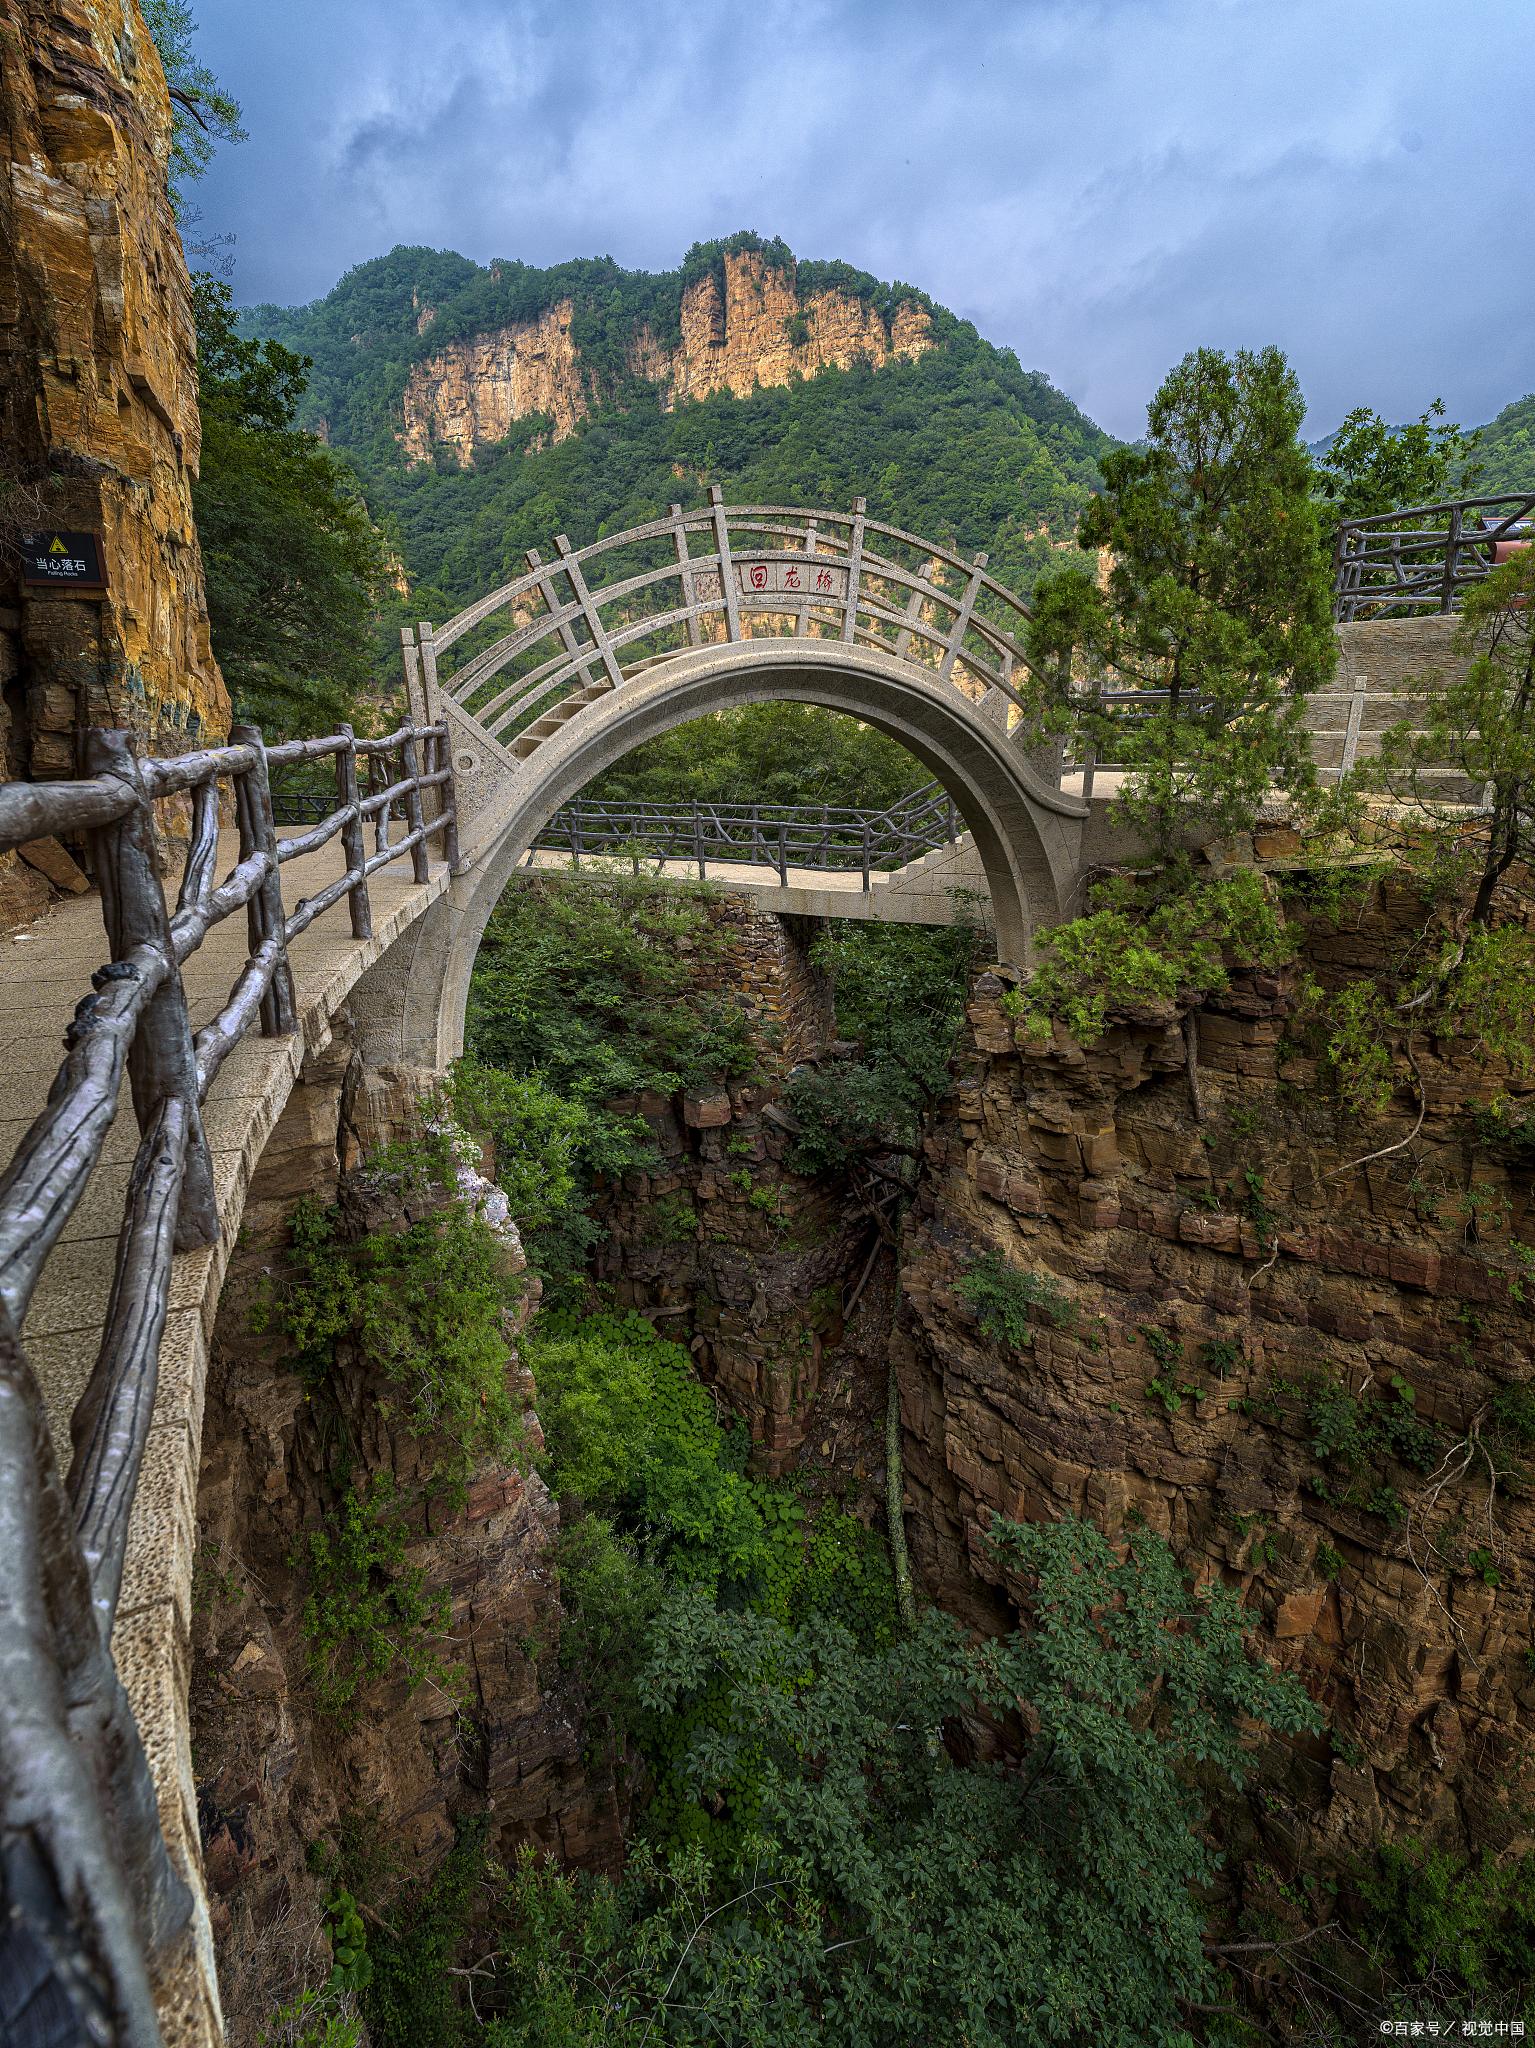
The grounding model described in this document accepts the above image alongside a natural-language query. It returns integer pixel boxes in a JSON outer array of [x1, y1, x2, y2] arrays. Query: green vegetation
[[254, 1139, 532, 1717], [243, 240, 1109, 616], [1027, 344, 1336, 858], [463, 875, 756, 1271], [257, 1187, 525, 1478], [1370, 546, 1535, 926], [140, 0, 245, 211], [297, 1474, 455, 1718], [1471, 391, 1535, 495], [585, 701, 928, 812], [346, 1511, 1316, 2048], [1356, 1842, 1535, 2024], [956, 1251, 1076, 1344], [1295, 548, 1535, 1130], [784, 921, 977, 1176], [193, 275, 390, 736], [1003, 865, 1293, 1045], [1311, 400, 1481, 521]]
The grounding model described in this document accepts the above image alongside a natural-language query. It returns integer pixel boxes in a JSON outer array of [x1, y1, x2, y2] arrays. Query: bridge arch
[[357, 636, 1089, 1073]]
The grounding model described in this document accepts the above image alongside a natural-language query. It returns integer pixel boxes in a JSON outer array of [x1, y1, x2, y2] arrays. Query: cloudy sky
[[190, 0, 1535, 440]]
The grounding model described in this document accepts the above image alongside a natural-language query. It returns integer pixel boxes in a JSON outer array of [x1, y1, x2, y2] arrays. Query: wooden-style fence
[[0, 719, 457, 2048], [511, 783, 960, 887], [1332, 493, 1535, 621]]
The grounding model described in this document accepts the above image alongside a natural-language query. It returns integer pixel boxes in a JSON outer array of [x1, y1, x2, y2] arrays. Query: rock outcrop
[[893, 878, 1535, 1863], [191, 1029, 619, 2043], [0, 0, 229, 927], [401, 249, 933, 466]]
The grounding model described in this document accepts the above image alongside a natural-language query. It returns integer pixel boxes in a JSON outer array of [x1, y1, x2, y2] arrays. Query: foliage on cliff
[[1008, 865, 1294, 1046], [786, 922, 978, 1175], [462, 876, 756, 1272], [347, 1508, 1318, 2048], [193, 275, 389, 736], [240, 236, 1112, 627]]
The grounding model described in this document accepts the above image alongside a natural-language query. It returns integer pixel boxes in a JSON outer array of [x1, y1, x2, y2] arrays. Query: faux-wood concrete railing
[[0, 718, 457, 2048], [1332, 493, 1535, 622]]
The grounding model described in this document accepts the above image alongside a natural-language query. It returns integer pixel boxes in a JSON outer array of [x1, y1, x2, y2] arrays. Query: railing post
[[840, 496, 867, 643], [231, 722, 299, 1038], [778, 819, 788, 885], [862, 820, 871, 893], [709, 485, 743, 643], [83, 729, 218, 1251], [672, 502, 703, 648], [1441, 504, 1461, 613], [435, 723, 462, 872], [336, 723, 372, 941], [399, 726, 431, 884], [693, 807, 705, 881]]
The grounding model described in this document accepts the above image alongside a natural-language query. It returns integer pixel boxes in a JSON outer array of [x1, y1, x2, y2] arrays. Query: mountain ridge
[[240, 233, 1115, 623]]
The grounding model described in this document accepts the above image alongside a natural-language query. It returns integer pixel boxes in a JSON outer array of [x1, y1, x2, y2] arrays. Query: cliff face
[[401, 249, 933, 466], [588, 899, 866, 1471], [893, 881, 1535, 1864], [192, 1027, 619, 2042], [0, 0, 229, 923]]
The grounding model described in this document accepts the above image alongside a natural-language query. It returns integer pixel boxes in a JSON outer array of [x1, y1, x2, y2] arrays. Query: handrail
[[412, 491, 1045, 764], [0, 716, 459, 2047], [1332, 493, 1535, 622], [526, 783, 963, 888]]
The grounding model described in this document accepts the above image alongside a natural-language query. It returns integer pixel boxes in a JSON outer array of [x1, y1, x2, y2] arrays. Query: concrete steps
[[509, 680, 612, 760]]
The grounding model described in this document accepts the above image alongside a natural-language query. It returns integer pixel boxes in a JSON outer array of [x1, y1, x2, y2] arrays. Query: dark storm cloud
[[188, 0, 1535, 437]]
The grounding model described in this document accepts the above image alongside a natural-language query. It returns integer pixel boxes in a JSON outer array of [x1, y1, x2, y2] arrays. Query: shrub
[[1008, 866, 1293, 1046], [957, 1251, 1076, 1346], [260, 1183, 525, 1479], [297, 1476, 455, 1719]]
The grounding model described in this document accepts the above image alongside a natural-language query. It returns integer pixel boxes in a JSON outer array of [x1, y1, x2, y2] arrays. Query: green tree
[[139, 0, 245, 211], [193, 275, 389, 737], [1370, 548, 1535, 925], [785, 922, 976, 1175], [1313, 400, 1481, 522], [1028, 346, 1337, 858], [492, 1515, 1319, 2048]]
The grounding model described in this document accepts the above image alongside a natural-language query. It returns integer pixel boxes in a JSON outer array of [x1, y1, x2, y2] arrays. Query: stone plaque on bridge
[[736, 558, 847, 602]]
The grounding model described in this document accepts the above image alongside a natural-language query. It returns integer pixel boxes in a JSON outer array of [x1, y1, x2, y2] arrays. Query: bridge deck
[[6, 832, 448, 1444], [1, 829, 448, 2042]]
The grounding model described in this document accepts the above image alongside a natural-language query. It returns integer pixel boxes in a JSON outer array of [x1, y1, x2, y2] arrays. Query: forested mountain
[[1476, 392, 1535, 493], [241, 233, 1115, 644]]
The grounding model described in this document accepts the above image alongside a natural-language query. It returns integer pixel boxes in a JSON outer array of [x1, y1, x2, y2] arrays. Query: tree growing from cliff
[[1027, 345, 1336, 859], [140, 0, 245, 212], [1370, 547, 1535, 927], [193, 275, 389, 736]]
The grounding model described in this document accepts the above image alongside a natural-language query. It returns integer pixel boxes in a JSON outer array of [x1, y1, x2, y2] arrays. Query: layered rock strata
[[0, 0, 229, 924], [402, 249, 932, 465], [894, 879, 1535, 1859]]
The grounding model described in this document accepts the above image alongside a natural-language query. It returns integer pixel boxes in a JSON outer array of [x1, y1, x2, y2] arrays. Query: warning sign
[[18, 531, 107, 592]]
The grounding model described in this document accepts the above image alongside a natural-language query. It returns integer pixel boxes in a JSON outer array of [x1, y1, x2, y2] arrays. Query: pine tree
[[1028, 345, 1336, 859]]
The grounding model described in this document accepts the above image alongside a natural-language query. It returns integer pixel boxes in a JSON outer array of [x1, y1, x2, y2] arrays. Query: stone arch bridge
[[0, 495, 1483, 2046]]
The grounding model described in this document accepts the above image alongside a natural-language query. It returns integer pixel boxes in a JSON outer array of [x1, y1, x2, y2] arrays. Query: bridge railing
[[413, 491, 1050, 763], [531, 783, 961, 886], [1332, 493, 1535, 622], [0, 717, 457, 2044]]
